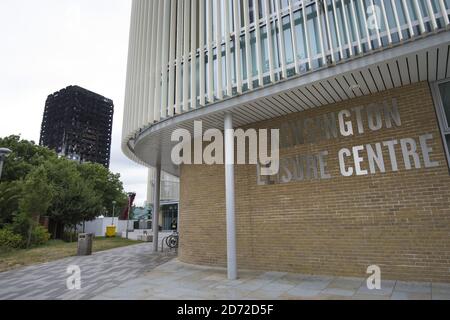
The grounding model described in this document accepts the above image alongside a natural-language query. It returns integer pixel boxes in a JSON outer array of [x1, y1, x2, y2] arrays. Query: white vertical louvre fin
[[302, 0, 312, 69], [167, 0, 177, 117], [390, 0, 403, 41], [288, 0, 300, 72], [224, 0, 233, 96], [234, 0, 243, 92], [254, 0, 265, 84], [243, 0, 253, 89], [175, 0, 184, 114], [216, 0, 224, 98], [191, 0, 198, 109], [413, 0, 425, 33], [275, 0, 287, 78], [380, 0, 392, 44], [342, 0, 354, 56], [182, 0, 191, 112], [323, 0, 336, 61], [438, 0, 449, 26], [153, 0, 164, 122], [402, 0, 415, 37], [349, 0, 362, 53], [332, 0, 344, 58], [359, 0, 372, 51], [160, 0, 171, 119], [425, 0, 438, 30], [369, 0, 382, 47], [265, 0, 275, 82], [199, 0, 206, 105]]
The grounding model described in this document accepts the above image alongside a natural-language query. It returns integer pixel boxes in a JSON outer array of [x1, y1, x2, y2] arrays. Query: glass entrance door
[[162, 204, 179, 231]]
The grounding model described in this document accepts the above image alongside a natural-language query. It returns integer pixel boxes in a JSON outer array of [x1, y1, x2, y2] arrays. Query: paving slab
[[0, 243, 175, 300]]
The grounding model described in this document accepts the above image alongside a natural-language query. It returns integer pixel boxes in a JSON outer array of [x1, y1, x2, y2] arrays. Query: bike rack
[[161, 232, 179, 252]]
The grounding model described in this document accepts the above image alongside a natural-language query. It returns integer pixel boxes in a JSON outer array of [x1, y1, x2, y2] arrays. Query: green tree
[[77, 162, 128, 215], [0, 181, 23, 226], [1, 135, 129, 242], [0, 136, 56, 225], [18, 165, 53, 247], [45, 159, 103, 238], [0, 135, 57, 182]]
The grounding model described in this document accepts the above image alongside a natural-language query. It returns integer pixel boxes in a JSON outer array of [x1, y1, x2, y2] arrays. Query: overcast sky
[[0, 0, 149, 206]]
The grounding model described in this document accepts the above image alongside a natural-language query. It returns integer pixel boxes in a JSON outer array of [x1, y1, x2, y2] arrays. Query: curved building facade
[[123, 0, 450, 282]]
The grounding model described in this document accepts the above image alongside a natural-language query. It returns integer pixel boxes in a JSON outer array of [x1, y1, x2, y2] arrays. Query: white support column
[[224, 112, 237, 280], [152, 164, 161, 252]]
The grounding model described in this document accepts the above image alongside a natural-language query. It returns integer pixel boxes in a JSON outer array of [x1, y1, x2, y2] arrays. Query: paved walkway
[[94, 259, 450, 300], [0, 243, 175, 300]]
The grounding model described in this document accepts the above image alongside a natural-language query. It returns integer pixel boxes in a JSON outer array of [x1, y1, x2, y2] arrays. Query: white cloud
[[0, 0, 148, 206]]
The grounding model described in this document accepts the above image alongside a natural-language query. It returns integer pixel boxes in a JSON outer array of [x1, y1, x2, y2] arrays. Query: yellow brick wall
[[179, 82, 450, 282]]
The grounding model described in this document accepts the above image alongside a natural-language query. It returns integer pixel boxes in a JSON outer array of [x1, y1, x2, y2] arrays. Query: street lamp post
[[111, 200, 116, 226], [0, 148, 12, 181], [126, 198, 130, 239], [125, 192, 136, 240]]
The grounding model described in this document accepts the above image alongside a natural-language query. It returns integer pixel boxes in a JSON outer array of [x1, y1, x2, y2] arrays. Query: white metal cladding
[[122, 0, 450, 165]]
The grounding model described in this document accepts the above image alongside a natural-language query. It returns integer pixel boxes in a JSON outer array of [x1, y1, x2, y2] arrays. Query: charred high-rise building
[[40, 85, 114, 168]]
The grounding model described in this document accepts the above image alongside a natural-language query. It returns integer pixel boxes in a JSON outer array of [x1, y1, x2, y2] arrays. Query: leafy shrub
[[31, 225, 50, 246], [0, 228, 23, 251], [62, 230, 78, 243]]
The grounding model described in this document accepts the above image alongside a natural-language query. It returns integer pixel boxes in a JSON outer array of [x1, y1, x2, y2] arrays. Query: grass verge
[[0, 237, 138, 273]]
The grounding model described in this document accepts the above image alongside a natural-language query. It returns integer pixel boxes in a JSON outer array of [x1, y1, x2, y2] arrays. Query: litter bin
[[77, 233, 93, 256], [106, 225, 116, 237]]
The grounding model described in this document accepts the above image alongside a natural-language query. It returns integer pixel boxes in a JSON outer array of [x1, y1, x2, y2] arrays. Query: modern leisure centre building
[[122, 0, 450, 282]]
